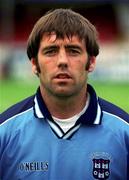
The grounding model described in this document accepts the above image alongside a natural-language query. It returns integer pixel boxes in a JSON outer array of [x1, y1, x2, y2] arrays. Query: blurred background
[[0, 0, 129, 113]]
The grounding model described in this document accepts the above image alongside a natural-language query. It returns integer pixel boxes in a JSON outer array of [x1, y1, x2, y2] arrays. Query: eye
[[68, 48, 81, 56], [44, 49, 57, 56]]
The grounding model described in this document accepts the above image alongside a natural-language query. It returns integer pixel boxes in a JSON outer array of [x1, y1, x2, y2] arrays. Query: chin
[[52, 89, 73, 97]]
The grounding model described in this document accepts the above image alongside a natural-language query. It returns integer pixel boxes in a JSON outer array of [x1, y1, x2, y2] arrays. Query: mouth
[[54, 73, 72, 79]]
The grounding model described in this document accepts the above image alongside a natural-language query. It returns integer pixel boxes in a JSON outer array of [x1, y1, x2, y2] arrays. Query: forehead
[[40, 32, 85, 47]]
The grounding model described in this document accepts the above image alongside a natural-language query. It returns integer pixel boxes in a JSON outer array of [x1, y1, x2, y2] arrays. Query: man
[[0, 9, 129, 180]]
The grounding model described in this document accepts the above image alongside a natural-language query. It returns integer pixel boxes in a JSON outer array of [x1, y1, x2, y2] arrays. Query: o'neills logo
[[18, 161, 48, 172]]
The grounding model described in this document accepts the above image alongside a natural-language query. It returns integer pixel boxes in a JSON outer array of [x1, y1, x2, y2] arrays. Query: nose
[[57, 50, 69, 69]]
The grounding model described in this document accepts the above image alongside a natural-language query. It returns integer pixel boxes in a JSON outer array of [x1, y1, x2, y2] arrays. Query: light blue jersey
[[0, 84, 129, 180]]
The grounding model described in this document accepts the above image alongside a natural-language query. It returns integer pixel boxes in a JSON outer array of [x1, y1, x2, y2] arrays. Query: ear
[[31, 58, 38, 75], [87, 56, 96, 73]]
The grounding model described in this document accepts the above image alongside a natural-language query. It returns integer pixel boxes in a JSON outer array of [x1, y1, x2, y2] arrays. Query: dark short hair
[[27, 8, 99, 60]]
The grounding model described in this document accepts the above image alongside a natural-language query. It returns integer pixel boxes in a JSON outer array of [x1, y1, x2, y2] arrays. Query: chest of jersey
[[1, 118, 127, 180]]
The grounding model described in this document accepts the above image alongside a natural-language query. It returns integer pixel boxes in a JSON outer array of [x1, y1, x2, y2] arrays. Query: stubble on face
[[36, 34, 90, 100]]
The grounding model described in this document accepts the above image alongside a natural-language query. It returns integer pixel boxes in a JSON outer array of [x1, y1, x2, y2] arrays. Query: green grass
[[0, 79, 39, 113], [0, 79, 129, 113], [92, 81, 129, 113]]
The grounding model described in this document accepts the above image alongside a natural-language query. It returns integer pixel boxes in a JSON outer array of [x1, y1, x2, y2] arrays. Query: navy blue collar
[[34, 84, 102, 125]]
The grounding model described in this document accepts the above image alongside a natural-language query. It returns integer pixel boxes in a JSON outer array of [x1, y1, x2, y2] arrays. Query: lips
[[54, 73, 72, 79]]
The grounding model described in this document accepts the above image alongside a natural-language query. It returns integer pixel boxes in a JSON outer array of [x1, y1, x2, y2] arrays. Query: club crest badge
[[92, 158, 110, 179]]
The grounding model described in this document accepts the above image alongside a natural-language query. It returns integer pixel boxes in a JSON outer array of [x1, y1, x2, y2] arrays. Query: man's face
[[31, 33, 96, 98]]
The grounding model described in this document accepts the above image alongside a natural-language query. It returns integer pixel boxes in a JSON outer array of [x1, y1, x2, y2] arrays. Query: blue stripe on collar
[[34, 87, 53, 121], [76, 84, 102, 125], [34, 84, 102, 125]]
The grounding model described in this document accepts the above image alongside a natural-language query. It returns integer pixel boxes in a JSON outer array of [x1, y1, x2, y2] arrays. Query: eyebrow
[[41, 45, 59, 52], [41, 44, 83, 53], [64, 45, 83, 52]]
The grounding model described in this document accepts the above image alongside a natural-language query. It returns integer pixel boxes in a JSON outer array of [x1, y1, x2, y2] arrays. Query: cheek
[[38, 59, 48, 73], [75, 57, 87, 70], [72, 63, 87, 81], [74, 61, 87, 73], [39, 62, 54, 82], [39, 58, 55, 71]]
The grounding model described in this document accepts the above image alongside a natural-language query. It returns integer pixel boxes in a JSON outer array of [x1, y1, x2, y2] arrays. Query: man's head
[[27, 8, 99, 62], [27, 9, 99, 99]]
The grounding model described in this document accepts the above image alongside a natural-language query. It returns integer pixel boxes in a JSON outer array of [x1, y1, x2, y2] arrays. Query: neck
[[40, 86, 87, 119]]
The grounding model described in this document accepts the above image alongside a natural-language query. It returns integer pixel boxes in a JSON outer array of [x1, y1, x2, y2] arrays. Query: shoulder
[[98, 97, 129, 151], [0, 95, 35, 124], [98, 97, 129, 124]]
